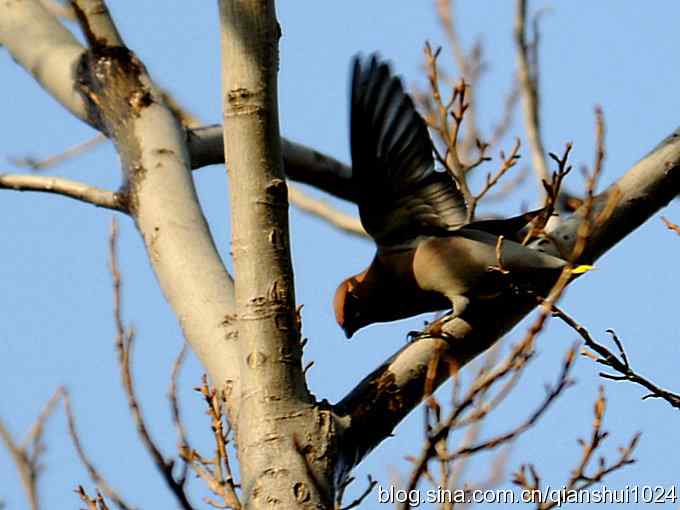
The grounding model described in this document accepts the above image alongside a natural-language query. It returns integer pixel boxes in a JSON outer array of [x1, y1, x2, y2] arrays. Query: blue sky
[[2, 1, 680, 509]]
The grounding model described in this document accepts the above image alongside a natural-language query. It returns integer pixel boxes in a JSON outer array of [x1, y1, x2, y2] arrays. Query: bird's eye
[[346, 292, 362, 319]]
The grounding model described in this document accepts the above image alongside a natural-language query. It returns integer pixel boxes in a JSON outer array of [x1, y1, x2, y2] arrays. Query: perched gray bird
[[334, 54, 589, 338]]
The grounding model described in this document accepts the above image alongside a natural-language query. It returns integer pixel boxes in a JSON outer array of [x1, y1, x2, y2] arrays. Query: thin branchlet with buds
[[64, 389, 133, 510], [400, 300, 579, 510], [467, 139, 522, 220], [0, 387, 64, 510], [76, 486, 112, 510], [108, 220, 194, 510], [421, 42, 530, 223], [512, 386, 639, 510], [398, 116, 614, 508], [661, 216, 680, 236], [187, 376, 241, 509], [399, 336, 577, 510], [168, 343, 191, 489], [435, 0, 485, 159], [335, 475, 377, 510], [523, 143, 573, 244], [550, 307, 680, 410]]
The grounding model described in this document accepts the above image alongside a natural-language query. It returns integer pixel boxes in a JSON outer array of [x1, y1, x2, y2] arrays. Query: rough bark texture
[[219, 1, 338, 507], [4, 1, 680, 507], [65, 2, 243, 422], [0, 1, 354, 202]]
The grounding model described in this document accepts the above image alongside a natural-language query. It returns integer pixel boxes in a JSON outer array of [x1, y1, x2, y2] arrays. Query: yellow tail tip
[[571, 264, 594, 274]]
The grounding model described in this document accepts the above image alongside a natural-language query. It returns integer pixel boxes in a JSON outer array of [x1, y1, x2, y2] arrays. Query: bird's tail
[[571, 264, 594, 274]]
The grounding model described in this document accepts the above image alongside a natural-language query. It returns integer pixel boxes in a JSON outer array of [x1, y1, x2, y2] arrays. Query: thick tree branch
[[0, 0, 88, 123], [1, 3, 354, 205], [187, 125, 354, 201], [3, 5, 346, 503], [71, 0, 122, 47], [62, 0, 241, 423], [0, 173, 126, 211], [219, 1, 337, 507], [280, 140, 354, 201], [334, 126, 680, 475]]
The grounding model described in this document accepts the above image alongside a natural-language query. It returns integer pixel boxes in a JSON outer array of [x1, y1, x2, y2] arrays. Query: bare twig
[[661, 216, 680, 236], [421, 41, 525, 220], [522, 143, 573, 244], [108, 219, 194, 510], [423, 43, 475, 206], [482, 165, 528, 203], [8, 134, 105, 171], [76, 486, 111, 510], [541, 108, 611, 257], [63, 390, 134, 510], [0, 174, 126, 212], [591, 106, 606, 182], [513, 386, 639, 510], [445, 344, 576, 461], [400, 328, 573, 510], [468, 139, 521, 219], [551, 307, 680, 409], [435, 0, 484, 159], [337, 475, 377, 510], [193, 376, 241, 509], [20, 387, 65, 453], [0, 387, 64, 510], [168, 343, 190, 487]]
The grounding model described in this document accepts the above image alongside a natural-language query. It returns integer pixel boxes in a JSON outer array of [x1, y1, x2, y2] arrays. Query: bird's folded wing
[[350, 54, 468, 246], [464, 209, 545, 241]]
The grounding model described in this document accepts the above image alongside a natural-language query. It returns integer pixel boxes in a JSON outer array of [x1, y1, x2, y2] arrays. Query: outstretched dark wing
[[350, 54, 467, 246]]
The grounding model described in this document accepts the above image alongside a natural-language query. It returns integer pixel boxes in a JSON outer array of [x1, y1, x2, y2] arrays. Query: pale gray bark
[[0, 0, 87, 121], [1, 1, 353, 204], [3, 0, 244, 423], [3, 1, 680, 508], [218, 1, 337, 507], [0, 174, 124, 211]]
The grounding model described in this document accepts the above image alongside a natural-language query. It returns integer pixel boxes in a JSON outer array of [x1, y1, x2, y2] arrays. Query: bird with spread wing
[[334, 54, 589, 338]]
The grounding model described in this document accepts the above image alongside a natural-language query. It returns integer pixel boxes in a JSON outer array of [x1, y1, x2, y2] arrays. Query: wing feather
[[350, 54, 468, 245]]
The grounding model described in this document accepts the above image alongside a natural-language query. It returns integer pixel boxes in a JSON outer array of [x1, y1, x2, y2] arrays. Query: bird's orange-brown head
[[333, 273, 369, 338]]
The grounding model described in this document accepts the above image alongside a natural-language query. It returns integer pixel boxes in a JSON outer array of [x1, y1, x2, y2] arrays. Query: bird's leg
[[420, 295, 469, 338], [447, 294, 470, 318]]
